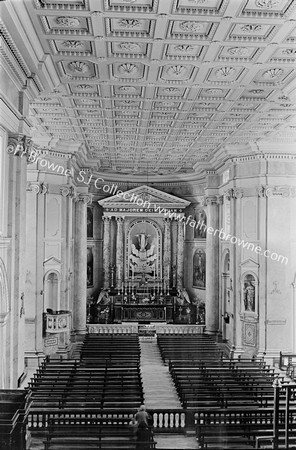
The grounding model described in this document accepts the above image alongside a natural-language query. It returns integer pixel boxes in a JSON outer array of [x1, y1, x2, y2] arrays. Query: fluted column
[[176, 219, 185, 288], [73, 194, 91, 335], [205, 197, 219, 334], [116, 217, 124, 286], [103, 216, 112, 288], [163, 218, 171, 284]]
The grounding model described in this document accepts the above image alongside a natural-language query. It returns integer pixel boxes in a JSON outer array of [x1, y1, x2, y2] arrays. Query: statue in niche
[[243, 275, 255, 312], [194, 208, 207, 239], [129, 222, 157, 276], [193, 249, 206, 289]]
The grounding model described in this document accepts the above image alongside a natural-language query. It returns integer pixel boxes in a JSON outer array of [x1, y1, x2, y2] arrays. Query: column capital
[[60, 185, 77, 198], [26, 181, 48, 195], [224, 188, 244, 200], [6, 135, 38, 164], [103, 215, 112, 222], [163, 217, 172, 223], [217, 195, 224, 205], [204, 196, 219, 206], [75, 193, 93, 204], [116, 216, 124, 223]]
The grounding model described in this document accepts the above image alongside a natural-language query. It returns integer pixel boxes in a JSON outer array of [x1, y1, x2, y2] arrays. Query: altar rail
[[87, 324, 138, 334], [86, 324, 205, 335], [155, 324, 205, 334], [28, 409, 194, 432]]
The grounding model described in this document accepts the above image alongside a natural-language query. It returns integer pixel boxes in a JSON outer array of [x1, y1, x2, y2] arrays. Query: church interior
[[0, 0, 296, 448]]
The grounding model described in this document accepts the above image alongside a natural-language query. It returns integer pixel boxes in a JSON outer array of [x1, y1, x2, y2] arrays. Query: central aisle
[[139, 337, 182, 409]]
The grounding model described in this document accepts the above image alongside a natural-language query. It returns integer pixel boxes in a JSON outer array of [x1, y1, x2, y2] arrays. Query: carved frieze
[[257, 185, 296, 198], [215, 66, 236, 78], [263, 68, 284, 79], [118, 19, 141, 28], [56, 17, 81, 27], [255, 0, 280, 8], [69, 61, 89, 73], [179, 21, 204, 33], [240, 24, 262, 33]]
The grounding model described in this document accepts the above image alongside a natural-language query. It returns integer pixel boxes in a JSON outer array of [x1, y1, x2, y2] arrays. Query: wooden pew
[[43, 416, 156, 450], [195, 408, 296, 449]]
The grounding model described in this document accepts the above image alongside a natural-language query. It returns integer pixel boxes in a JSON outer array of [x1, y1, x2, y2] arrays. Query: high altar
[[89, 185, 197, 324]]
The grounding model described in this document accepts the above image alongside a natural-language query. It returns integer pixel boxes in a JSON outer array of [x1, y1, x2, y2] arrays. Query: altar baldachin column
[[103, 216, 111, 288], [163, 218, 171, 285], [176, 219, 184, 289], [116, 217, 124, 286]]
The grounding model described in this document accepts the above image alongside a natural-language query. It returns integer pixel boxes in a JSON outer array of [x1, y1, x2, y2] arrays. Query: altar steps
[[139, 338, 181, 409]]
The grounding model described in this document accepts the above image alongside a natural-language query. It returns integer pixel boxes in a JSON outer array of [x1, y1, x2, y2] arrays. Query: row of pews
[[0, 390, 31, 450], [157, 334, 296, 449], [28, 333, 156, 449]]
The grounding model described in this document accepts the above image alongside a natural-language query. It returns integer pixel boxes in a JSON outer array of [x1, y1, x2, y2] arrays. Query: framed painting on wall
[[193, 248, 206, 289]]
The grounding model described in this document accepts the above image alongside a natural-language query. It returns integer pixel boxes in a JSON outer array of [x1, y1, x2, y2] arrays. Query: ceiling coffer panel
[[18, 0, 296, 175]]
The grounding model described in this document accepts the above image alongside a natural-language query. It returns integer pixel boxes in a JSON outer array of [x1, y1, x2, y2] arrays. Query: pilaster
[[205, 196, 219, 334], [73, 193, 92, 335]]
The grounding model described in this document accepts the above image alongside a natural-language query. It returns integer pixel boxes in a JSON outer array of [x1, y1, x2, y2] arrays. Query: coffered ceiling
[[3, 0, 296, 177]]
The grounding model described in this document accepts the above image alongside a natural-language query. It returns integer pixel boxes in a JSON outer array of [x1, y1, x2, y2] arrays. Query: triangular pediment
[[240, 258, 260, 269], [98, 185, 190, 210], [43, 256, 61, 266]]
